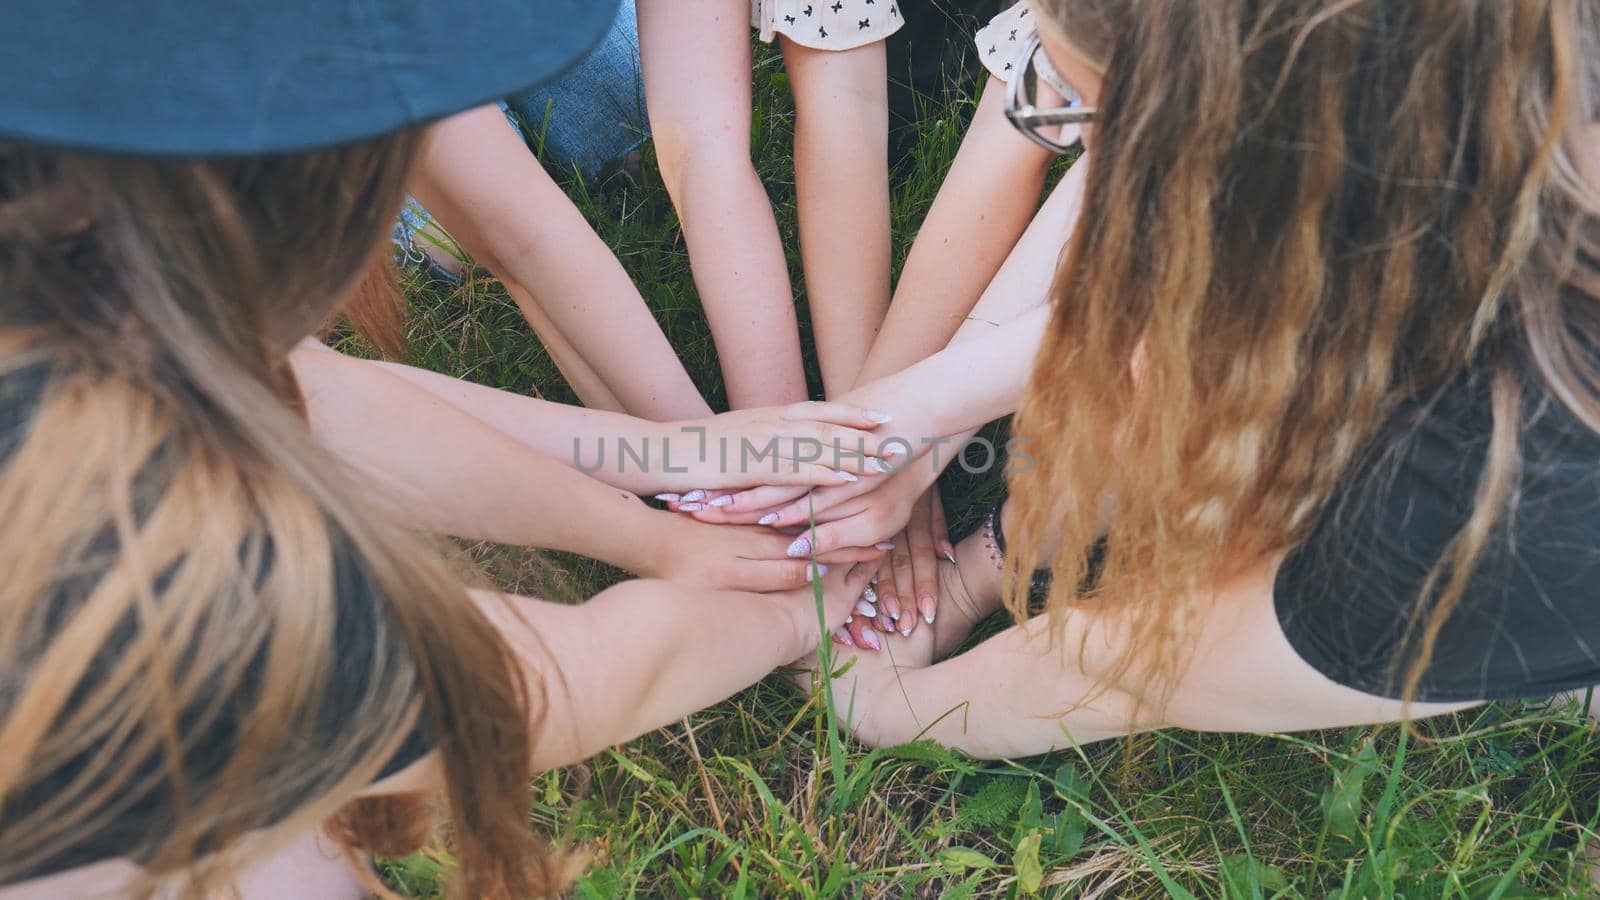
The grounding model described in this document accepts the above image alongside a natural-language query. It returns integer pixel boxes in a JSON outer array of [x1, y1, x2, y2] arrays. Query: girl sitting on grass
[[0, 2, 877, 897], [780, 0, 1600, 753]]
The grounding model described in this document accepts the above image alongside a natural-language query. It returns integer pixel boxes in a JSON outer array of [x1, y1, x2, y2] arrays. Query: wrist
[[614, 500, 678, 577]]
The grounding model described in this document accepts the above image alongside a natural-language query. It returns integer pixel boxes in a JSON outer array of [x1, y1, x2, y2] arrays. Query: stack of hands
[[649, 398, 966, 655]]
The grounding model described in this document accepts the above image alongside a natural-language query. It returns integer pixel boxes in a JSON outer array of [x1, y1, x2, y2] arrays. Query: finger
[[815, 546, 889, 565], [713, 484, 812, 522], [764, 478, 877, 528], [877, 539, 906, 622], [778, 508, 885, 561], [929, 492, 956, 564], [847, 614, 883, 652], [832, 627, 855, 648], [907, 515, 939, 636], [780, 400, 894, 429], [873, 557, 897, 622], [889, 542, 915, 631]]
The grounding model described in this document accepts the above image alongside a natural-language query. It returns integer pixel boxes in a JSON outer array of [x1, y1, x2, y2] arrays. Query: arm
[[411, 105, 710, 421], [292, 341, 870, 590], [367, 563, 875, 794], [854, 77, 1057, 387], [637, 0, 807, 409], [782, 38, 893, 398]]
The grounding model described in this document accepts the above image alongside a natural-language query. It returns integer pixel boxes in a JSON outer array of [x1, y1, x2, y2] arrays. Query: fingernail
[[679, 502, 704, 511], [866, 410, 893, 423], [861, 629, 882, 651], [943, 550, 957, 564], [682, 490, 706, 503], [708, 495, 733, 508], [868, 458, 892, 473], [786, 536, 812, 558], [899, 621, 913, 637], [882, 444, 906, 459], [877, 614, 894, 632], [835, 470, 858, 483], [759, 512, 780, 526], [855, 599, 877, 617], [654, 493, 680, 502], [834, 629, 855, 647], [920, 596, 937, 624], [862, 585, 877, 604], [875, 541, 895, 551], [805, 563, 828, 582], [845, 614, 854, 624]]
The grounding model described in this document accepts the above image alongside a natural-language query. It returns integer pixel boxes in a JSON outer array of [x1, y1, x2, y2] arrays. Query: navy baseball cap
[[0, 0, 621, 156]]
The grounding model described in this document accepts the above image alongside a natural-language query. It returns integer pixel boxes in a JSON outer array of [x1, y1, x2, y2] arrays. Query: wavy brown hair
[[1011, 0, 1600, 707], [0, 135, 561, 896]]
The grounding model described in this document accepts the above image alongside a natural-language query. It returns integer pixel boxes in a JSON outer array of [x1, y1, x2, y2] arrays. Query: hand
[[774, 559, 881, 645], [846, 488, 953, 645], [646, 512, 887, 592], [762, 468, 929, 561], [652, 401, 897, 495]]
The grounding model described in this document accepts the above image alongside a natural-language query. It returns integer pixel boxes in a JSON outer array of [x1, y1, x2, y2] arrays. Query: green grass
[[358, 46, 1600, 898]]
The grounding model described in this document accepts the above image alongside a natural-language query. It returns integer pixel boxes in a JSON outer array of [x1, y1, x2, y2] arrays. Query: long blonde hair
[[1012, 0, 1600, 705], [0, 136, 558, 896]]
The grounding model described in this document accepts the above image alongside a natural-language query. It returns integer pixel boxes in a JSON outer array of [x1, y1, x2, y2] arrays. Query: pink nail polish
[[899, 622, 913, 637], [682, 489, 706, 503], [877, 614, 894, 632], [861, 629, 882, 651], [834, 629, 855, 647], [654, 493, 680, 502], [866, 410, 893, 423], [875, 541, 895, 551], [709, 495, 734, 507], [836, 470, 858, 483], [679, 502, 704, 511], [758, 512, 780, 526], [855, 599, 877, 617]]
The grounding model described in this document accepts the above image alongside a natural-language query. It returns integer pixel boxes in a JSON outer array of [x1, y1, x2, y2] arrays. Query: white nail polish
[[655, 493, 680, 502], [866, 410, 893, 423], [708, 495, 733, 507], [682, 489, 706, 503], [855, 599, 877, 617], [845, 614, 854, 624], [759, 512, 780, 526], [836, 470, 858, 483], [786, 536, 811, 558], [862, 585, 877, 604], [868, 458, 892, 474], [924, 611, 935, 624], [679, 502, 703, 511], [943, 550, 957, 564], [875, 541, 895, 551], [900, 623, 912, 637]]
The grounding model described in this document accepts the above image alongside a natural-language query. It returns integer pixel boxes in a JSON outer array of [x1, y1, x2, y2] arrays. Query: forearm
[[413, 105, 709, 420], [292, 342, 672, 574], [855, 79, 1053, 386], [488, 580, 814, 770], [786, 39, 892, 397]]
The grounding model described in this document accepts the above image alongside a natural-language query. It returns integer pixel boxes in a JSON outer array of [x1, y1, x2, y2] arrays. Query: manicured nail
[[834, 628, 854, 647], [862, 585, 877, 604], [860, 629, 882, 651], [868, 458, 892, 473], [805, 563, 828, 582], [679, 502, 703, 511], [786, 536, 812, 558], [943, 549, 957, 564], [866, 410, 893, 423], [654, 493, 680, 502], [759, 512, 780, 526], [708, 495, 733, 508], [875, 541, 895, 551], [835, 470, 858, 483], [845, 614, 854, 624], [855, 599, 877, 617], [920, 596, 937, 624], [681, 489, 707, 503], [881, 444, 906, 459], [899, 621, 913, 637], [877, 614, 894, 632]]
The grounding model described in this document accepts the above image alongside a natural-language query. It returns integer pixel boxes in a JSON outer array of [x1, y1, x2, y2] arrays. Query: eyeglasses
[[1003, 33, 1095, 154]]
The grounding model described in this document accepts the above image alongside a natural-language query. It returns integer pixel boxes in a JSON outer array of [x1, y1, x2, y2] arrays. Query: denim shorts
[[394, 0, 648, 275]]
